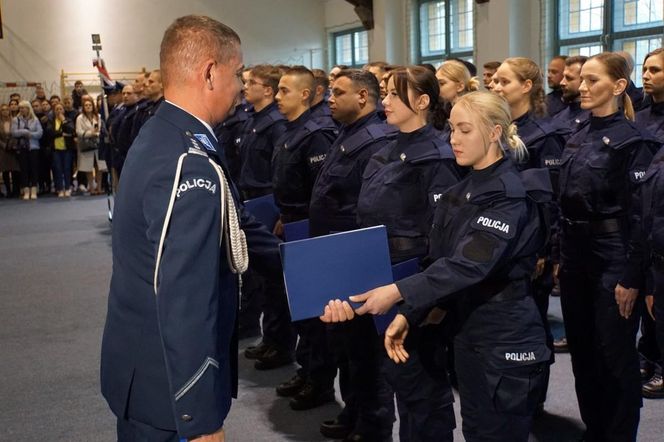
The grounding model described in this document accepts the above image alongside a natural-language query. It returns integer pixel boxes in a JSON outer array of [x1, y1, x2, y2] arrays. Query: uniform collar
[[469, 156, 510, 182], [650, 100, 664, 115], [589, 110, 623, 131], [342, 111, 380, 134], [164, 99, 218, 142], [285, 108, 311, 130]]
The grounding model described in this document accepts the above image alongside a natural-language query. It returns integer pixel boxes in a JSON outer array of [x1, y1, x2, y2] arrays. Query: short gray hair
[[160, 15, 241, 88]]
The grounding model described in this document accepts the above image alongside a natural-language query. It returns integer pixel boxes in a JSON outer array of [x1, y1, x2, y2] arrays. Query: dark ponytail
[[429, 96, 450, 130]]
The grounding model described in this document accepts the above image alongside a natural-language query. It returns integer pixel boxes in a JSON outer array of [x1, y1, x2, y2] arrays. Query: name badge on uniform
[[194, 133, 216, 153]]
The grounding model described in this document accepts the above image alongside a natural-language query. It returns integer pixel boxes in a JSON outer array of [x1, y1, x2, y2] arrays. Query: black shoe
[[553, 337, 569, 353], [320, 418, 353, 439], [640, 357, 655, 382], [289, 381, 335, 410], [276, 374, 306, 397], [642, 373, 664, 399], [254, 347, 293, 370], [244, 341, 271, 360]]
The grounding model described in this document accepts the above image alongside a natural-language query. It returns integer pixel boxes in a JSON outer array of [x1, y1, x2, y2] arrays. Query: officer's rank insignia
[[194, 133, 217, 152]]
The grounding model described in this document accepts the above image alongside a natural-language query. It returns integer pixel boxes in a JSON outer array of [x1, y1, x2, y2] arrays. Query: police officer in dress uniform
[[267, 65, 338, 409], [100, 16, 281, 441], [637, 47, 664, 396], [558, 53, 658, 442], [310, 69, 339, 129], [323, 91, 553, 442], [310, 69, 397, 441], [355, 66, 462, 442]]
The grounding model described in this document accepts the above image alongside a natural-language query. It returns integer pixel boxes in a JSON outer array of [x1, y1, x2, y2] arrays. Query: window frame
[[331, 27, 369, 68], [415, 0, 474, 64], [554, 0, 663, 62]]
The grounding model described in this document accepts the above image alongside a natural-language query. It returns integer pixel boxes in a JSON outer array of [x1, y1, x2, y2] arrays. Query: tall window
[[556, 0, 663, 86], [333, 28, 369, 68], [417, 0, 474, 64]]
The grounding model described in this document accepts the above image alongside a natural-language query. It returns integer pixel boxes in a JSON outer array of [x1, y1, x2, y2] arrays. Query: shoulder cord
[[153, 152, 249, 296]]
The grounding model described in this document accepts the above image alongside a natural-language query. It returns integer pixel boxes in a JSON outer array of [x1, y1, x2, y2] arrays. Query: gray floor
[[0, 196, 662, 441]]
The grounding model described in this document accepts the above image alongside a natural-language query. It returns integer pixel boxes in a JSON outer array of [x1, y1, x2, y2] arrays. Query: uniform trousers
[[560, 231, 641, 442], [116, 418, 179, 442]]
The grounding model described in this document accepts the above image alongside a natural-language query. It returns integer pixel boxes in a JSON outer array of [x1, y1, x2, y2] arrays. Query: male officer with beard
[[310, 68, 397, 440]]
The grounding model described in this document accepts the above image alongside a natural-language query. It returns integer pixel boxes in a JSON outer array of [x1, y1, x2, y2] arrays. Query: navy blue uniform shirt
[[559, 111, 656, 288], [309, 111, 396, 236], [636, 100, 664, 144], [357, 124, 462, 261], [272, 108, 337, 220], [237, 101, 286, 193]]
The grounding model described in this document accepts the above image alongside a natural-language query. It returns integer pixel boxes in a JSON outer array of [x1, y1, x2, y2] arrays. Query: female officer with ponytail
[[354, 66, 462, 441], [323, 91, 553, 441], [557, 52, 658, 442]]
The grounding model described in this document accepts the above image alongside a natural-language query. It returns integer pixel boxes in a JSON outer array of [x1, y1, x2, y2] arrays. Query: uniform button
[[399, 153, 406, 161], [252, 128, 256, 133], [185, 131, 193, 136], [340, 145, 345, 152], [181, 414, 193, 422], [602, 136, 610, 145]]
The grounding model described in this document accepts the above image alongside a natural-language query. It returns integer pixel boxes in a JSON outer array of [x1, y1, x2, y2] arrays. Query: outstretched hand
[[385, 314, 410, 363], [350, 284, 403, 316], [320, 299, 356, 323]]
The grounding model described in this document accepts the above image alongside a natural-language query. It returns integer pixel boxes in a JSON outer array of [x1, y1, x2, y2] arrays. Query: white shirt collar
[[165, 100, 218, 141]]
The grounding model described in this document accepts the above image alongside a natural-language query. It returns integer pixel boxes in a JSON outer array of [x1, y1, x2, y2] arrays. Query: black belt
[[562, 217, 622, 235]]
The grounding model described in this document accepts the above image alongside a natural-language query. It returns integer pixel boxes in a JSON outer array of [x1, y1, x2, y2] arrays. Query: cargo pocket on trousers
[[482, 344, 549, 416]]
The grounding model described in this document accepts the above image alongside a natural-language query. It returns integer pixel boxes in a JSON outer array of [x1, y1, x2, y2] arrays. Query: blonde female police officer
[[323, 91, 553, 442]]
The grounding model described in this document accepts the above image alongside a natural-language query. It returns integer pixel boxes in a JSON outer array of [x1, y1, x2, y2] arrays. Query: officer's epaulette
[[519, 168, 553, 203], [222, 107, 252, 127], [600, 119, 656, 151], [404, 137, 454, 164], [338, 123, 396, 156], [534, 116, 571, 138], [252, 109, 285, 133], [184, 132, 209, 158]]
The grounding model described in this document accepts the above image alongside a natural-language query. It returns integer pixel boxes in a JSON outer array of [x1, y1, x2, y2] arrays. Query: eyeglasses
[[247, 79, 269, 87]]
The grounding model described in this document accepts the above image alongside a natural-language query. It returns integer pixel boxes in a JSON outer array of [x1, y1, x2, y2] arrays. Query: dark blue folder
[[280, 226, 393, 321], [283, 219, 310, 242], [243, 194, 279, 232]]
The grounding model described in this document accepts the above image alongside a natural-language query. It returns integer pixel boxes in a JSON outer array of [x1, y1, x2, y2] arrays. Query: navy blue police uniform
[[309, 98, 339, 129], [357, 124, 462, 442], [546, 88, 566, 117], [512, 111, 568, 409], [627, 80, 646, 112], [112, 101, 139, 176], [558, 111, 656, 442], [101, 102, 281, 440], [130, 96, 165, 141], [237, 101, 286, 199], [639, 148, 664, 398], [309, 110, 397, 439], [267, 107, 338, 404], [635, 100, 664, 379], [395, 158, 553, 442], [552, 101, 591, 141], [214, 101, 253, 184]]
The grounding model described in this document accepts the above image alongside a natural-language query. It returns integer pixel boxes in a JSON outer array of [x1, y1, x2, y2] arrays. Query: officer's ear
[[415, 93, 430, 111], [357, 88, 369, 107], [301, 88, 311, 104], [521, 79, 533, 95], [203, 59, 215, 90], [613, 78, 628, 96], [488, 124, 502, 144]]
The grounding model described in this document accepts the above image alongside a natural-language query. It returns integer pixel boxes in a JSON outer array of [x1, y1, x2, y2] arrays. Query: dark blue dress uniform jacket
[[552, 101, 591, 141], [237, 101, 286, 193], [100, 102, 280, 438], [356, 124, 462, 260], [309, 111, 396, 236], [272, 108, 337, 220], [559, 112, 657, 288], [214, 101, 254, 183]]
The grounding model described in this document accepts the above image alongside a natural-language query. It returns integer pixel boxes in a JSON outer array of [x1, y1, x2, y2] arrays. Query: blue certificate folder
[[243, 194, 279, 232], [280, 225, 394, 322], [283, 219, 310, 242]]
